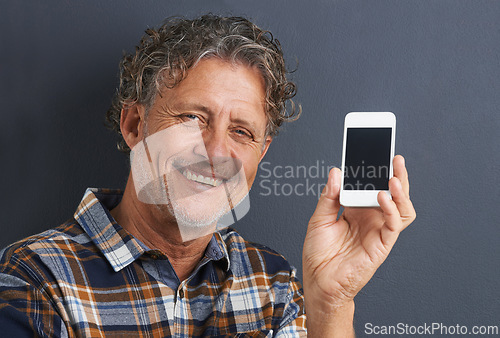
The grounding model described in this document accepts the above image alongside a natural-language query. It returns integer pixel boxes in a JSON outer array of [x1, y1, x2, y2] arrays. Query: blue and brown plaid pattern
[[0, 188, 306, 337]]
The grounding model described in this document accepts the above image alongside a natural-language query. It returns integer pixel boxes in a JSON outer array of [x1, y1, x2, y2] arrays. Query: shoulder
[[1, 219, 87, 260], [0, 219, 90, 283], [219, 228, 295, 279], [216, 228, 305, 331]]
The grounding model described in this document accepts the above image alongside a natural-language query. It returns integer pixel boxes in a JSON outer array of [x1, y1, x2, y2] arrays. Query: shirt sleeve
[[275, 267, 307, 337], [0, 269, 70, 337]]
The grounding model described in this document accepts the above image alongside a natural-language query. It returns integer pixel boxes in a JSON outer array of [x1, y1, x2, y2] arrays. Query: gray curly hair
[[105, 14, 301, 152]]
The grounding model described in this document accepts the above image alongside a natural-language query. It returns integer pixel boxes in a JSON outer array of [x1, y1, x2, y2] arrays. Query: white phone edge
[[339, 112, 396, 207]]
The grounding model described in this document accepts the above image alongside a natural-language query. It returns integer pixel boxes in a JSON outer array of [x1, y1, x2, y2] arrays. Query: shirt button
[[150, 253, 159, 260], [178, 289, 184, 298]]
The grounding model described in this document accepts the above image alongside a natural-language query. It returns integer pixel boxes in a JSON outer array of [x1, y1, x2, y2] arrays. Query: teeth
[[182, 169, 222, 187]]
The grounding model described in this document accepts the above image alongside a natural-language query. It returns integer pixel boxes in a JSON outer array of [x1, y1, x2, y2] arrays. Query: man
[[0, 15, 415, 337]]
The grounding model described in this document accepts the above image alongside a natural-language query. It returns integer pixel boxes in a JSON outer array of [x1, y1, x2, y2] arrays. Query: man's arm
[[0, 275, 69, 337], [302, 155, 416, 337], [275, 267, 307, 336]]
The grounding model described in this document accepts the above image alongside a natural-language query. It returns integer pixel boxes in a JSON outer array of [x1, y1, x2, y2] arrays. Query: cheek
[[144, 125, 203, 170], [240, 153, 263, 186]]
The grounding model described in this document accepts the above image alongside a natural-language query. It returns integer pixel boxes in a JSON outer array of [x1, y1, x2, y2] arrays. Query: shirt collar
[[210, 231, 231, 272], [74, 188, 231, 272], [74, 188, 146, 272]]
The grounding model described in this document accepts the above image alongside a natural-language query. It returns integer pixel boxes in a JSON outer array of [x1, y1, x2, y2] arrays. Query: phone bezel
[[340, 112, 396, 207]]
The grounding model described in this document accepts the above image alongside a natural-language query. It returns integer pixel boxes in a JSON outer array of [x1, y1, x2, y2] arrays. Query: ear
[[259, 136, 273, 162], [120, 104, 146, 150]]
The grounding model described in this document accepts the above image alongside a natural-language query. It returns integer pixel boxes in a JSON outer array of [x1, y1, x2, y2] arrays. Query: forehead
[[154, 58, 268, 129]]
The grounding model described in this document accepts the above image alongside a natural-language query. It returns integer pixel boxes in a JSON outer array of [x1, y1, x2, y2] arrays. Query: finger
[[377, 191, 404, 247], [309, 167, 342, 224], [388, 177, 416, 229], [393, 155, 409, 197]]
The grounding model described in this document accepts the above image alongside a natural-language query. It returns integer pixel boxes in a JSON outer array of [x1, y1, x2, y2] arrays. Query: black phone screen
[[343, 128, 392, 190]]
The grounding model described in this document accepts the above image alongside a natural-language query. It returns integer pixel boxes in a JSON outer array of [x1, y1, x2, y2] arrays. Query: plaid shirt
[[0, 188, 306, 337]]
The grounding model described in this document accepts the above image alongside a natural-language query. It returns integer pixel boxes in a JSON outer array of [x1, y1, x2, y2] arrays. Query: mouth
[[182, 168, 224, 187]]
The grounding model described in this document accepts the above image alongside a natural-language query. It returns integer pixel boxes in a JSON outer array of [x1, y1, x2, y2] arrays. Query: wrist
[[306, 298, 355, 322], [303, 277, 355, 313]]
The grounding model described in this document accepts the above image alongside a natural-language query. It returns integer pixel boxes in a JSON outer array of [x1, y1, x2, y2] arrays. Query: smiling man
[[0, 14, 415, 337], [122, 58, 265, 243]]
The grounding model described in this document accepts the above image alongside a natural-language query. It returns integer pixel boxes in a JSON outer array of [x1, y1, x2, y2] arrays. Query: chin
[[170, 198, 230, 228]]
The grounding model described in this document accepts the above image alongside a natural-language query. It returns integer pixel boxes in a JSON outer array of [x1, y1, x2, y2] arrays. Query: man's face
[[130, 58, 271, 235]]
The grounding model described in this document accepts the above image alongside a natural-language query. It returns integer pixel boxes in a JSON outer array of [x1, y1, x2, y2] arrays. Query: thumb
[[309, 167, 342, 226]]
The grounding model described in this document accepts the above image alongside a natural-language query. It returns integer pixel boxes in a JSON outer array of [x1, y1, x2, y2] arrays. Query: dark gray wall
[[1, 0, 499, 335]]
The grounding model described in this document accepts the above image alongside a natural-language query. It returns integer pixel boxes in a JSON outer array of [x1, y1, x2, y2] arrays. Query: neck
[[110, 174, 214, 281]]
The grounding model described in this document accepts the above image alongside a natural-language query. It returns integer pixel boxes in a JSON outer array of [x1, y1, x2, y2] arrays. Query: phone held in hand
[[340, 112, 396, 207]]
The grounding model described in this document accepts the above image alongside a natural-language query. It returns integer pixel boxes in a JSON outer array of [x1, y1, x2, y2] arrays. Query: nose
[[194, 127, 231, 165]]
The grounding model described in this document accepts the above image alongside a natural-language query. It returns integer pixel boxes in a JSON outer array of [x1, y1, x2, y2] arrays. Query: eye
[[183, 114, 200, 121], [232, 128, 253, 141], [179, 113, 205, 126]]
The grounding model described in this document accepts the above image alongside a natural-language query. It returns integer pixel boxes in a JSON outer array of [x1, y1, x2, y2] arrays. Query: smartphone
[[340, 112, 396, 207]]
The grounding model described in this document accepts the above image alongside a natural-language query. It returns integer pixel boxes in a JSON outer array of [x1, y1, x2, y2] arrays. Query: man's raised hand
[[302, 155, 416, 336]]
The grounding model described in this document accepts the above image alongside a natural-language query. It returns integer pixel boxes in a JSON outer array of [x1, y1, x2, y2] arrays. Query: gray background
[[1, 0, 499, 336]]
